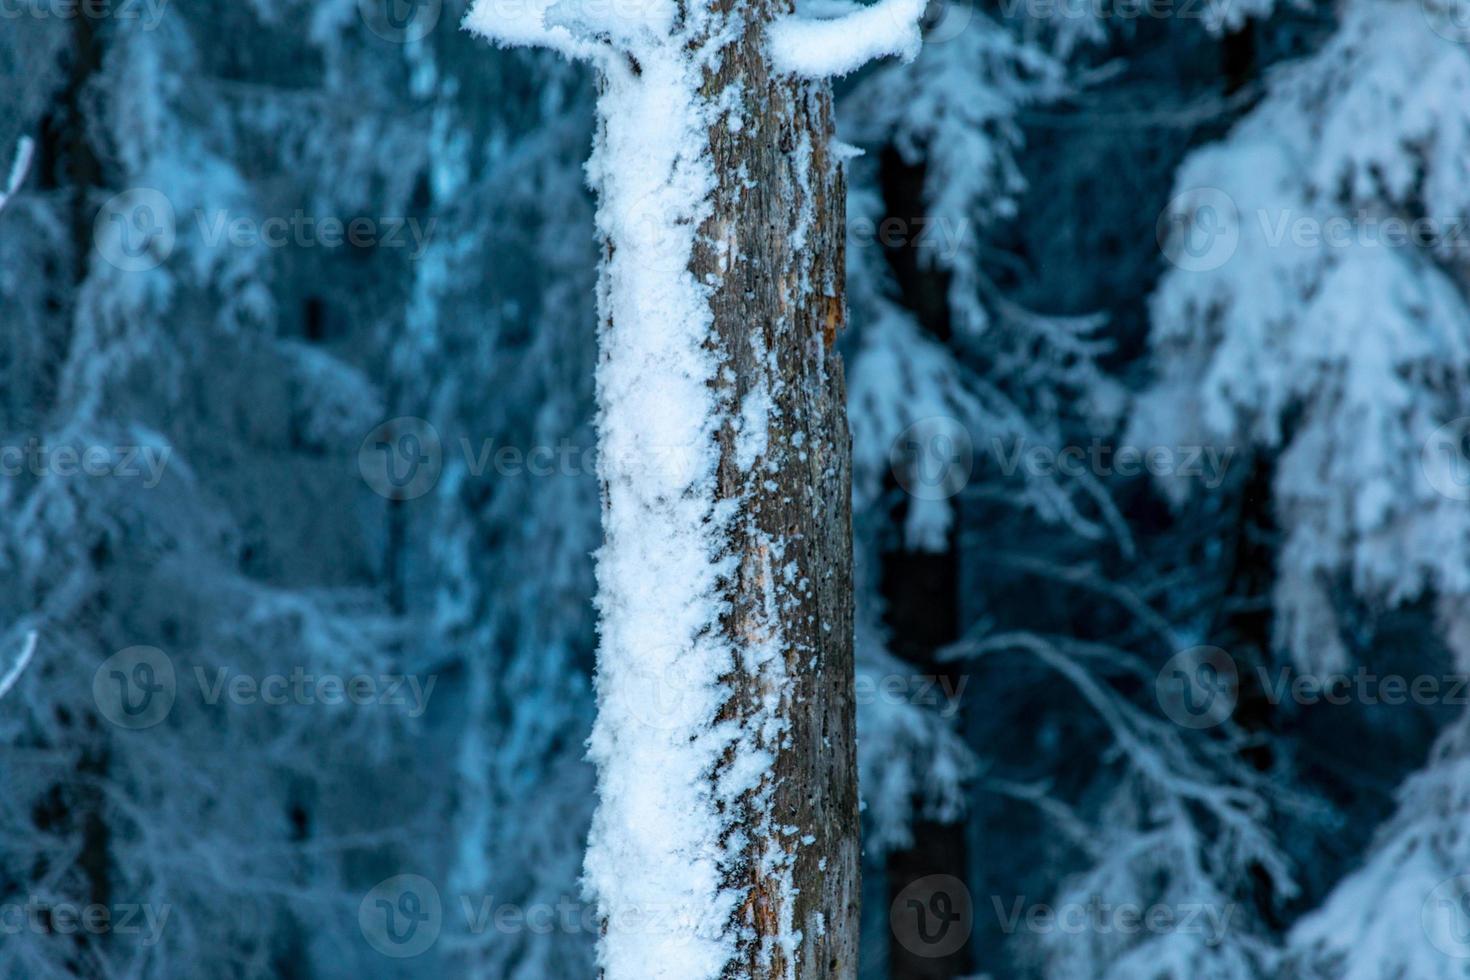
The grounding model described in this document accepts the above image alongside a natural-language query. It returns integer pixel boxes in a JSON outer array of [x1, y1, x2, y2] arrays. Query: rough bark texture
[[694, 12, 860, 977], [573, 0, 859, 970]]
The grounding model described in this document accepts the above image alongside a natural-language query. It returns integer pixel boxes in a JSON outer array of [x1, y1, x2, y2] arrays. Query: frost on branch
[[1129, 10, 1470, 975], [469, 0, 926, 72], [0, 136, 34, 216], [463, 0, 676, 58], [461, 0, 587, 57], [1287, 716, 1470, 980], [768, 0, 926, 78], [0, 631, 36, 701], [1132, 0, 1470, 676]]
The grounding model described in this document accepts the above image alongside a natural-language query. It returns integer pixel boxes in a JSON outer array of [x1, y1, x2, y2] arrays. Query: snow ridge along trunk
[[579, 3, 858, 978]]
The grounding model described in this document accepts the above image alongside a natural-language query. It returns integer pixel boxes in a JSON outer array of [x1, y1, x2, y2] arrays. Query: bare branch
[[0, 136, 35, 216], [0, 631, 38, 700]]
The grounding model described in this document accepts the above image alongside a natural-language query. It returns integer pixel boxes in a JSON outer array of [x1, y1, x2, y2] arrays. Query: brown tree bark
[[696, 16, 861, 977], [469, 1, 867, 973]]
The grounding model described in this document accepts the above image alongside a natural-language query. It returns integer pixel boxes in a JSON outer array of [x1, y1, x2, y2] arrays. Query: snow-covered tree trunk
[[673, 37, 861, 980], [580, 30, 863, 979], [468, 1, 923, 976], [585, 29, 860, 978]]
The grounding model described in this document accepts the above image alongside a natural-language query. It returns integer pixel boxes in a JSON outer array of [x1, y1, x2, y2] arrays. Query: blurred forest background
[[5, 0, 1470, 976]]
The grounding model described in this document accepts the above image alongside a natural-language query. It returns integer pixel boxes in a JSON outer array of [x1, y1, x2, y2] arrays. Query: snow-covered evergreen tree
[[0, 3, 601, 976], [11, 0, 1470, 976], [1134, 2, 1470, 977]]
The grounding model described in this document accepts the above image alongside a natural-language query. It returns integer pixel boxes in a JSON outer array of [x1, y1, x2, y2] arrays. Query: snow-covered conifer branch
[[767, 0, 926, 78], [462, 0, 600, 58], [463, 0, 678, 58], [468, 0, 928, 72]]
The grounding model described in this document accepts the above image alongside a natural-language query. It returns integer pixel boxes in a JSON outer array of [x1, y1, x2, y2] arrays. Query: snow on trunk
[[582, 35, 859, 978], [465, 0, 924, 974]]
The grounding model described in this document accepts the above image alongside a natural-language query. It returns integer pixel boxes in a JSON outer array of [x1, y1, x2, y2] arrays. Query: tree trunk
[[874, 132, 972, 980], [701, 34, 860, 980], [575, 4, 859, 979], [881, 545, 972, 979]]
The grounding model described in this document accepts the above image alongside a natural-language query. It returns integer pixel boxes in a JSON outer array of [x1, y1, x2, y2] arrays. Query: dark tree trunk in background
[[1221, 23, 1257, 95], [33, 12, 112, 950], [36, 5, 100, 410], [877, 126, 973, 980], [883, 541, 973, 979]]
